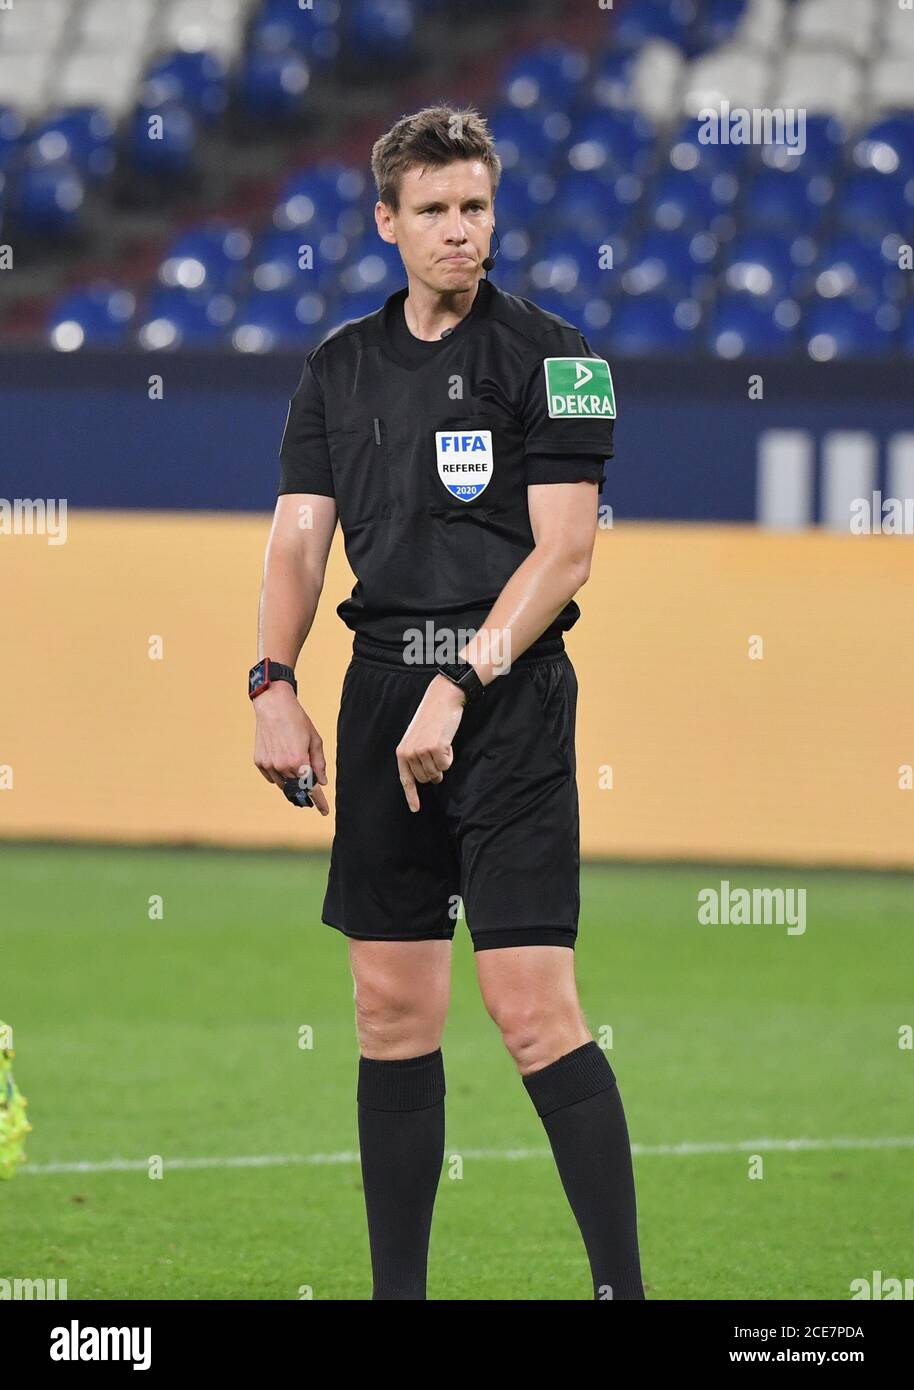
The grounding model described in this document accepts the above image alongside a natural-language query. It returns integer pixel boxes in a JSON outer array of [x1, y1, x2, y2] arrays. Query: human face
[[377, 158, 495, 294]]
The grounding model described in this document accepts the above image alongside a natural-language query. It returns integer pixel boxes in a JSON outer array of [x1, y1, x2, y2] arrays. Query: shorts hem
[[321, 916, 455, 944], [471, 926, 577, 951]]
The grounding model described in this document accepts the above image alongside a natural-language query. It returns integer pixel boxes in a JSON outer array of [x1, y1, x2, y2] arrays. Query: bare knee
[[492, 1001, 591, 1075], [475, 944, 590, 1074], [353, 965, 448, 1059]]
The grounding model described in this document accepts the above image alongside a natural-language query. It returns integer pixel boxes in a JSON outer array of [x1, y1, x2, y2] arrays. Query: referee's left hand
[[395, 674, 466, 812]]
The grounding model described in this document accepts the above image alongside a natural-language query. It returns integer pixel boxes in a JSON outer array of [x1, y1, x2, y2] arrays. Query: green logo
[[543, 357, 616, 419]]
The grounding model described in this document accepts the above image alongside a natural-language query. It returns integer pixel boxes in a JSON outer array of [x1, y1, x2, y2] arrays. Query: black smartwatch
[[249, 658, 297, 700], [434, 659, 485, 705]]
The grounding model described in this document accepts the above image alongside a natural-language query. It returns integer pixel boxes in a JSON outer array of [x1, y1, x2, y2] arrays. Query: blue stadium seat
[[141, 51, 229, 124], [501, 44, 589, 113], [529, 231, 607, 298], [137, 286, 235, 349], [48, 283, 136, 350], [15, 163, 85, 237], [758, 114, 846, 174], [237, 48, 310, 120], [340, 0, 417, 67], [743, 168, 830, 235], [232, 288, 328, 351], [900, 302, 914, 356], [251, 229, 317, 292], [707, 294, 798, 357], [253, 0, 341, 69], [811, 235, 907, 308], [850, 115, 914, 178], [692, 0, 749, 52], [622, 229, 717, 297], [335, 235, 406, 297], [614, 0, 692, 50], [649, 167, 733, 234], [667, 116, 751, 184], [255, 224, 354, 294], [607, 293, 700, 355], [128, 101, 198, 178], [566, 109, 656, 177], [835, 171, 914, 239], [25, 107, 116, 183], [489, 170, 552, 236], [549, 169, 640, 239], [157, 224, 252, 295], [590, 50, 640, 111], [722, 234, 800, 301], [273, 163, 365, 234], [579, 294, 613, 340], [497, 101, 574, 163], [519, 167, 563, 221], [490, 106, 554, 175], [803, 299, 898, 359], [0, 106, 25, 171]]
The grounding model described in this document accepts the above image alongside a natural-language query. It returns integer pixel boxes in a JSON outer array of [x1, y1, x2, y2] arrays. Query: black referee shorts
[[321, 636, 580, 951]]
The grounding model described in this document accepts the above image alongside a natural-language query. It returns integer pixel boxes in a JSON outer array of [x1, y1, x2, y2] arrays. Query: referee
[[252, 104, 644, 1301]]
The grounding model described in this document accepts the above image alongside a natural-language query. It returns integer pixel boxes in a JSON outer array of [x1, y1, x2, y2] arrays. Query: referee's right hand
[[252, 683, 330, 815]]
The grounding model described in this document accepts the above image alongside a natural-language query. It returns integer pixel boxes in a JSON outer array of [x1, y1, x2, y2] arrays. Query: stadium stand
[[0, 0, 912, 356]]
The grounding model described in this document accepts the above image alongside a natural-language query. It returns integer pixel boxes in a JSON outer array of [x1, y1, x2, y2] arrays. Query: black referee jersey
[[277, 276, 615, 660]]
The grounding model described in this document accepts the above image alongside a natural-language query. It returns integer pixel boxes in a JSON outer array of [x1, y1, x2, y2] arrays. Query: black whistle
[[282, 777, 314, 808]]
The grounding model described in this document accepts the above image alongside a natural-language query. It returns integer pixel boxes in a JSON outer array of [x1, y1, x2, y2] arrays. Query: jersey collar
[[371, 276, 496, 370]]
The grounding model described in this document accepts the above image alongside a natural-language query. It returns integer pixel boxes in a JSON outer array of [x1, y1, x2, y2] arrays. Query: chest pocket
[[326, 416, 390, 529]]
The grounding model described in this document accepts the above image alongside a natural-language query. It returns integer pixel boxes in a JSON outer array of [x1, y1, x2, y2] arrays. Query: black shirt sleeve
[[277, 353, 335, 497], [525, 453, 606, 487], [520, 324, 615, 467]]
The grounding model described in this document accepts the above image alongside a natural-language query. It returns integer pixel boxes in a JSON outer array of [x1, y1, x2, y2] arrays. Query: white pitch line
[[19, 1136, 914, 1176]]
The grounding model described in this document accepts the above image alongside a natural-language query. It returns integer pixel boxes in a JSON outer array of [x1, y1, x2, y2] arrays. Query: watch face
[[249, 660, 267, 697]]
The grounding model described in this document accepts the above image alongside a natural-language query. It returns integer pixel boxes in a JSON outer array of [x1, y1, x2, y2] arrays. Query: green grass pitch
[[1, 842, 911, 1300]]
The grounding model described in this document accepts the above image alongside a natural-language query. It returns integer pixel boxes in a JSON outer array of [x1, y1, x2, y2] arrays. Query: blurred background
[[1, 0, 912, 863], [3, 0, 914, 359], [1, 0, 913, 1302]]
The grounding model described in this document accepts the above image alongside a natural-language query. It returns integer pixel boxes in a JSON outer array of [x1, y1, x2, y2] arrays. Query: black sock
[[523, 1041, 645, 1300], [357, 1048, 445, 1300]]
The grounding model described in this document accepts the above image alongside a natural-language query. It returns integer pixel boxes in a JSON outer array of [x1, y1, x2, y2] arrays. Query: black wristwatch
[[249, 658, 297, 700], [435, 659, 485, 705]]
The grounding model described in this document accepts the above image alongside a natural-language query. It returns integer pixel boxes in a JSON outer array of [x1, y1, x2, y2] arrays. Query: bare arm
[[458, 479, 600, 680], [258, 493, 336, 660], [252, 493, 338, 814]]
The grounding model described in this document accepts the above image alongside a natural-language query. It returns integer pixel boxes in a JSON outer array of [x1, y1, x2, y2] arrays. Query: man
[[252, 104, 644, 1301]]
